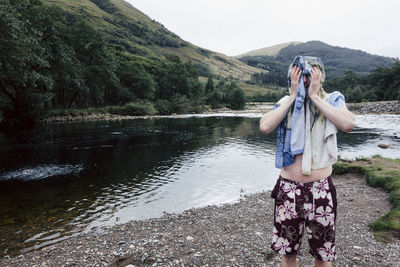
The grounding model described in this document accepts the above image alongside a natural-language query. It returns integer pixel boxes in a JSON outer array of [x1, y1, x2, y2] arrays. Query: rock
[[186, 236, 194, 241], [378, 143, 390, 149], [193, 252, 203, 257]]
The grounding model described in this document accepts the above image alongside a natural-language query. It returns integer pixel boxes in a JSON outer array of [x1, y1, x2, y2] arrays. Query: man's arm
[[259, 95, 295, 134], [308, 67, 355, 132], [259, 66, 301, 134]]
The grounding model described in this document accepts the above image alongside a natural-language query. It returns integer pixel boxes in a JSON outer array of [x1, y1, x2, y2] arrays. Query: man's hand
[[290, 66, 301, 98], [308, 66, 322, 99]]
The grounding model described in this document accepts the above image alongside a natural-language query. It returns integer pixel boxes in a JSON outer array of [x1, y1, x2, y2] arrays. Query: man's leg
[[314, 259, 331, 267], [282, 255, 297, 267]]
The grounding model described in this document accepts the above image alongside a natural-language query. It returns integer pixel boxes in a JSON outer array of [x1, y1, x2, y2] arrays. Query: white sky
[[126, 0, 400, 59]]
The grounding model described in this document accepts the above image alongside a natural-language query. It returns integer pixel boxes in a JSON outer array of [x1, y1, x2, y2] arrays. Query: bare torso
[[280, 154, 332, 183]]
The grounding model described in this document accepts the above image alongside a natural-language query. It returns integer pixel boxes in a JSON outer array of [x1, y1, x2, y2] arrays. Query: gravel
[[2, 173, 400, 266], [348, 101, 400, 114]]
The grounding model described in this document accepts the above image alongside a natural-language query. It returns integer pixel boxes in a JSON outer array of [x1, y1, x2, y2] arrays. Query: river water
[[0, 113, 399, 255]]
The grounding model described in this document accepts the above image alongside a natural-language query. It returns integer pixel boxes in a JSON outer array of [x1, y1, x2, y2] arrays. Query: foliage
[[240, 56, 288, 87], [324, 63, 400, 102], [116, 59, 156, 102], [0, 0, 51, 130], [204, 78, 246, 110], [205, 76, 215, 95], [107, 101, 156, 116], [247, 91, 287, 102], [226, 84, 246, 110], [154, 96, 205, 115], [0, 0, 248, 130], [46, 107, 108, 117], [155, 56, 203, 100]]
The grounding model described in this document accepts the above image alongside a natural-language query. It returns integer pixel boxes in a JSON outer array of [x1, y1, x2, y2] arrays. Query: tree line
[[240, 54, 400, 103], [0, 0, 246, 130], [324, 62, 400, 102]]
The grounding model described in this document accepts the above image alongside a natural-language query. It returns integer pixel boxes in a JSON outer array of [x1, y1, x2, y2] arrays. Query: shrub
[[107, 101, 156, 116]]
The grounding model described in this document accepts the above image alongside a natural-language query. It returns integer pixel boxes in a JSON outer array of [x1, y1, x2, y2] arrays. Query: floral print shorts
[[270, 176, 337, 262]]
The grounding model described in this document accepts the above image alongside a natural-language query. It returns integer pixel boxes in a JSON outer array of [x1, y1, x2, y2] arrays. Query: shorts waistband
[[279, 175, 331, 187]]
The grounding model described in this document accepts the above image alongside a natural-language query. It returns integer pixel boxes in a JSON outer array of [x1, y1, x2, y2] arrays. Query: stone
[[378, 143, 390, 149]]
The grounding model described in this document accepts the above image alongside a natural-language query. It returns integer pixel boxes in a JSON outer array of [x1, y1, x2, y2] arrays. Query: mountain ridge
[[237, 40, 398, 61], [235, 41, 302, 58], [238, 40, 398, 80]]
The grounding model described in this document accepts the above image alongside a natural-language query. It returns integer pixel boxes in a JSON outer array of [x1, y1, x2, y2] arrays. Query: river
[[0, 113, 399, 255]]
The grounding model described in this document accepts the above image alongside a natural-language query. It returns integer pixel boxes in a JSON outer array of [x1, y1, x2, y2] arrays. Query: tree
[[156, 56, 202, 99], [205, 76, 215, 95], [0, 0, 50, 129], [65, 21, 119, 107], [226, 82, 246, 110], [118, 60, 156, 101]]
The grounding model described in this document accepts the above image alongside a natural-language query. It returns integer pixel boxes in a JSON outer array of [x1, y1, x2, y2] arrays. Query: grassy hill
[[43, 0, 261, 80], [235, 41, 301, 58], [238, 40, 398, 80]]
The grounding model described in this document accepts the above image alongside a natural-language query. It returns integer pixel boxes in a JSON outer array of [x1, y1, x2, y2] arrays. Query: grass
[[240, 83, 286, 97], [42, 0, 261, 80], [46, 107, 109, 117], [45, 102, 157, 118], [43, 99, 207, 119], [333, 156, 400, 240]]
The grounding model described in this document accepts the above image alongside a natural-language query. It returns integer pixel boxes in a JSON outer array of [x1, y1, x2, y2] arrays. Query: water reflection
[[0, 114, 399, 256]]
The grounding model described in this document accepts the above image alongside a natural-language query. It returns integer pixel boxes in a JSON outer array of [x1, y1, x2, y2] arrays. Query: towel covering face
[[274, 56, 345, 175]]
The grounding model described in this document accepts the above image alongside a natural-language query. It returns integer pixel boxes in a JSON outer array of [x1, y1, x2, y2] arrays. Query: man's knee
[[314, 258, 332, 267], [282, 254, 297, 263]]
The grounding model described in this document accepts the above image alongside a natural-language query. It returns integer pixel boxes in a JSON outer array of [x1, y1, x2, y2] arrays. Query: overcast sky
[[127, 0, 400, 59]]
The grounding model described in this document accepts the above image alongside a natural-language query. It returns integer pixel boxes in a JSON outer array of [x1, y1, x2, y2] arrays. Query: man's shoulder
[[273, 95, 291, 109], [325, 91, 345, 107], [277, 95, 291, 104]]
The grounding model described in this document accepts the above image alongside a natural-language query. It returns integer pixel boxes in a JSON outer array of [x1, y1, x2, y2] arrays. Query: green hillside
[[43, 0, 260, 80], [239, 40, 398, 82]]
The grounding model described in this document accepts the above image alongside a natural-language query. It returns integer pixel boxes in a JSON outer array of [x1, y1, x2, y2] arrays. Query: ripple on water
[[0, 164, 84, 181]]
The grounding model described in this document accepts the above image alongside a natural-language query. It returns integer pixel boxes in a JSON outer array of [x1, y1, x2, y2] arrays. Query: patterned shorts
[[270, 176, 337, 262]]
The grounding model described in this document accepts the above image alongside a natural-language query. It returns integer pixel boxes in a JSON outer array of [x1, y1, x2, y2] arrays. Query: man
[[259, 56, 355, 267]]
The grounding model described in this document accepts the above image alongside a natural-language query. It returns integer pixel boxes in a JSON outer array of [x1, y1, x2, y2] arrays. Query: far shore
[[40, 100, 400, 124]]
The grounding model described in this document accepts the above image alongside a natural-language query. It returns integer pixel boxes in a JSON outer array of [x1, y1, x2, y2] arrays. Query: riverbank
[[39, 100, 400, 124], [347, 100, 400, 114], [2, 171, 400, 266]]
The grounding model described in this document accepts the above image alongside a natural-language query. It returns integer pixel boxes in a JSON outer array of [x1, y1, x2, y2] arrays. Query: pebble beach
[[2, 173, 400, 266]]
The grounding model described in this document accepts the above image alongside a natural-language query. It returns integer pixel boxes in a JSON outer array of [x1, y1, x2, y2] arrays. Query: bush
[[227, 87, 246, 110], [46, 107, 108, 117], [154, 99, 171, 115], [155, 95, 206, 115], [107, 101, 156, 116]]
